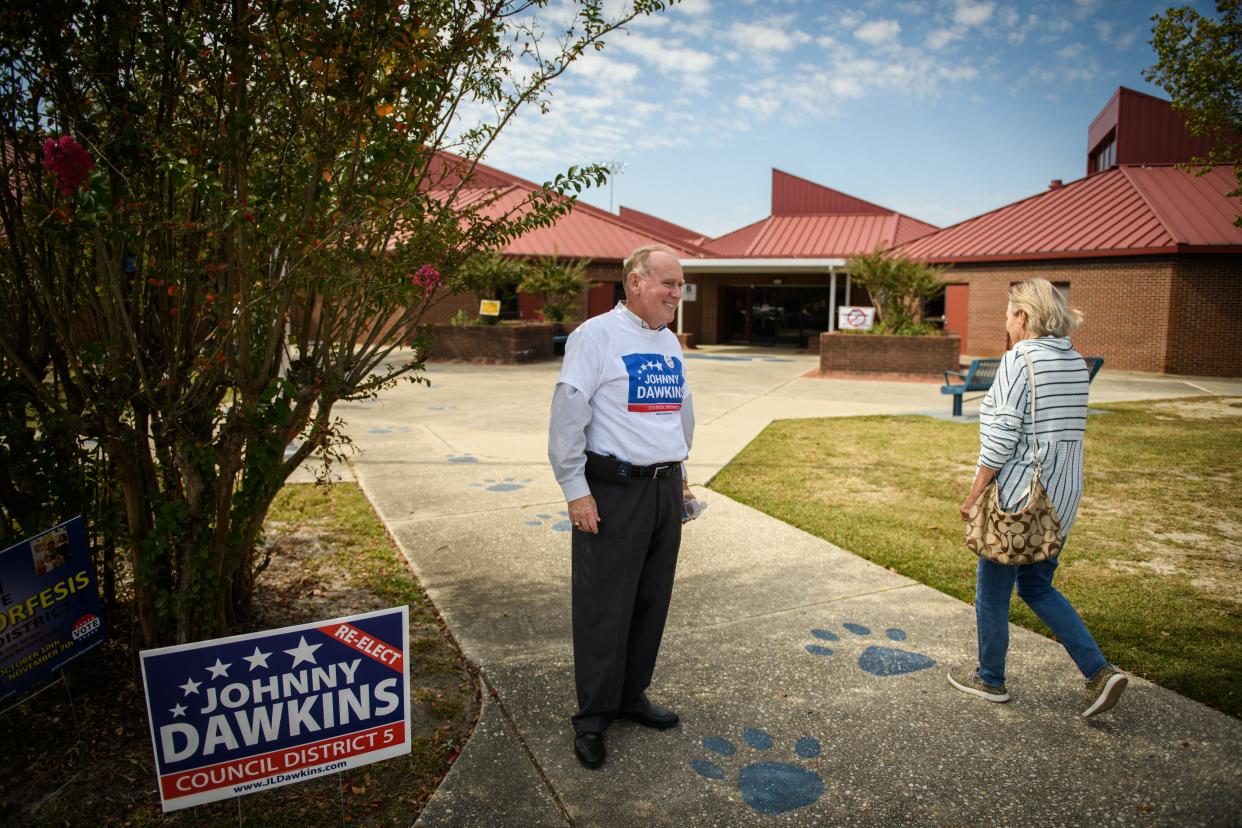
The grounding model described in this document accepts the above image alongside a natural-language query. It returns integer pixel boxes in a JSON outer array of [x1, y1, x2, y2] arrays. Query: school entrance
[[723, 285, 833, 345]]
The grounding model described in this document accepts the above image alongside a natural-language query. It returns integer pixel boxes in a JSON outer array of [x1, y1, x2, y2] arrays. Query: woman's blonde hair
[[1008, 278, 1083, 337]]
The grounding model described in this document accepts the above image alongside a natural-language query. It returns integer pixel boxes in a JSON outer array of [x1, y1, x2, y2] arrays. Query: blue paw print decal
[[427, 404, 458, 411], [804, 623, 936, 676], [446, 454, 477, 463], [366, 425, 411, 435], [470, 477, 531, 493], [691, 728, 824, 815], [526, 510, 571, 532]]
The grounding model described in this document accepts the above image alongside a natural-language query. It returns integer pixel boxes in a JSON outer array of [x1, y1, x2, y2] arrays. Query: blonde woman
[[950, 279, 1127, 718]]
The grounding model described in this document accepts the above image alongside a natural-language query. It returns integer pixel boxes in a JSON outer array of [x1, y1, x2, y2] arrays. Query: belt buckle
[[652, 463, 671, 478]]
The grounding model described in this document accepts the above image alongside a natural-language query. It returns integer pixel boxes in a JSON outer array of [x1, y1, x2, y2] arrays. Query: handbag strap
[[1020, 348, 1041, 476]]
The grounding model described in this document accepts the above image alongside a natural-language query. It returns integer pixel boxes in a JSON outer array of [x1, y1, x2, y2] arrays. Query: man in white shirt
[[547, 244, 695, 769]]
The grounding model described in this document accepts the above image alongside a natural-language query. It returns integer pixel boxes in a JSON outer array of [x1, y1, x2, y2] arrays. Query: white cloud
[[676, 0, 712, 15], [728, 19, 812, 53], [1094, 21, 1138, 51], [897, 1, 930, 14], [736, 93, 781, 116], [611, 31, 716, 90], [855, 19, 902, 47], [1112, 30, 1137, 50], [953, 1, 995, 28], [1057, 42, 1085, 60], [926, 28, 959, 50], [567, 51, 640, 86]]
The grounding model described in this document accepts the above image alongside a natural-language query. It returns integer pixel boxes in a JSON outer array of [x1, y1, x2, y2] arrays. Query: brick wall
[[427, 323, 555, 363], [819, 332, 960, 374], [1166, 255, 1242, 376], [940, 257, 1186, 374]]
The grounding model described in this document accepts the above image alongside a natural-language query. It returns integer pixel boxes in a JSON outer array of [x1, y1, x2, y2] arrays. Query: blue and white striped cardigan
[[977, 337, 1090, 541]]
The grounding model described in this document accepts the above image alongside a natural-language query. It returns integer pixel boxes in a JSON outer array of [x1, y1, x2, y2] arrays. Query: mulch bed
[[2, 483, 480, 826]]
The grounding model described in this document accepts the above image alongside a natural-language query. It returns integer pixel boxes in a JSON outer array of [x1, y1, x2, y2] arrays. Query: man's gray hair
[[623, 243, 679, 296]]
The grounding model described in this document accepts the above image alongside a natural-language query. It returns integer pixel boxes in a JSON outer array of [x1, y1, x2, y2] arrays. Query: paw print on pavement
[[365, 426, 411, 435], [804, 623, 936, 677], [526, 510, 572, 532], [470, 477, 531, 493], [446, 454, 478, 464], [691, 728, 824, 815]]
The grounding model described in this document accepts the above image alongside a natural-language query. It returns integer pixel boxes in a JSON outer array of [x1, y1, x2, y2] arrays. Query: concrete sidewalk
[[331, 349, 1241, 827]]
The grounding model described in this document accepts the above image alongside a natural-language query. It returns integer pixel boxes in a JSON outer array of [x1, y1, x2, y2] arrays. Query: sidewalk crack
[[480, 672, 575, 826]]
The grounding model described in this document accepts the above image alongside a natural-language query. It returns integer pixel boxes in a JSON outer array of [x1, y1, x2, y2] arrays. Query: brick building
[[902, 88, 1242, 376]]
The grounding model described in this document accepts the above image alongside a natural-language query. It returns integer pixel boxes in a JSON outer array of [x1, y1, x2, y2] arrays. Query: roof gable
[[772, 168, 892, 215]]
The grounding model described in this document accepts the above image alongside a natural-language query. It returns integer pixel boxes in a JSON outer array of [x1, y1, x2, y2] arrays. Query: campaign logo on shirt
[[622, 353, 684, 413]]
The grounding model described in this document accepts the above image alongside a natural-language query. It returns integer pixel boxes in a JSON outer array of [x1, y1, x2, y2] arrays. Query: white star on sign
[[206, 658, 231, 679], [243, 646, 272, 671], [179, 677, 201, 695], [285, 636, 321, 668], [170, 703, 187, 718]]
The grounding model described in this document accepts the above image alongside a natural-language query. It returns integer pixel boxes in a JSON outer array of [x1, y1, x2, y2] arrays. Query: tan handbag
[[965, 350, 1063, 566]]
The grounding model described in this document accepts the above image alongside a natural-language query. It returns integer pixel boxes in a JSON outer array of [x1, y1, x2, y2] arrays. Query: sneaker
[[1082, 666, 1127, 718], [947, 666, 1010, 703]]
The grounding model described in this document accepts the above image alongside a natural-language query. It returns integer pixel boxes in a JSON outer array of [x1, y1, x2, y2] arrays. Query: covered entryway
[[680, 258, 848, 347], [723, 285, 834, 345]]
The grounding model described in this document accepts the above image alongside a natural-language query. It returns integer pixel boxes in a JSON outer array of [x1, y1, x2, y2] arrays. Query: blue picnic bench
[[940, 356, 1105, 416]]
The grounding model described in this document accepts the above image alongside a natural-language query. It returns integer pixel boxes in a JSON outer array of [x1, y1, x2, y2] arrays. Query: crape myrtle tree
[[1146, 0, 1242, 226], [0, 0, 671, 646], [519, 253, 590, 322], [845, 247, 946, 335]]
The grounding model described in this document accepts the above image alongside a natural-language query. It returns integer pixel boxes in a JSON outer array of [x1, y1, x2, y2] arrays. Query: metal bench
[[940, 358, 1001, 417], [940, 355, 1105, 416]]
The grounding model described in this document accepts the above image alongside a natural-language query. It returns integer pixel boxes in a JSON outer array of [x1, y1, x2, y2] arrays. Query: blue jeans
[[975, 557, 1107, 686]]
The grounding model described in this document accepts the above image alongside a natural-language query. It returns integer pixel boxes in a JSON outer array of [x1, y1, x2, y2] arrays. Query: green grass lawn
[[709, 396, 1242, 717]]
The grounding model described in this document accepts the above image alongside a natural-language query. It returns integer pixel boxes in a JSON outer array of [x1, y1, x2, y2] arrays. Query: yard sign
[[0, 516, 107, 703], [140, 606, 410, 811], [837, 306, 875, 331]]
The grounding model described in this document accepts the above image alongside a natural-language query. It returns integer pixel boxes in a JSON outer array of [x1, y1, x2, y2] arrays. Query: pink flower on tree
[[411, 264, 441, 290], [42, 135, 95, 197]]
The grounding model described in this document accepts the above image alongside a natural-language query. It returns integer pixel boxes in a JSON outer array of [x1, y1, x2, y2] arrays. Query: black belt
[[586, 451, 680, 482]]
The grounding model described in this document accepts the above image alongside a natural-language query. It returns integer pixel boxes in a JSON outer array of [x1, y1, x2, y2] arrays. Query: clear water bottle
[[682, 496, 708, 521]]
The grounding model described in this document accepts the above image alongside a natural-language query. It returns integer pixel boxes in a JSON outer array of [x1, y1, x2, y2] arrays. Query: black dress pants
[[571, 470, 682, 735]]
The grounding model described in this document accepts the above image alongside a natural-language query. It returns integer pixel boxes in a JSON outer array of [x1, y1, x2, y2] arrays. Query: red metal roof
[[902, 164, 1242, 263], [617, 206, 709, 247], [425, 152, 707, 261], [771, 168, 892, 215], [708, 210, 937, 258], [702, 169, 937, 258]]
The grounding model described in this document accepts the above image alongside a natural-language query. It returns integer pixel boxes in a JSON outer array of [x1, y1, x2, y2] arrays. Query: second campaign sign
[[140, 606, 410, 811]]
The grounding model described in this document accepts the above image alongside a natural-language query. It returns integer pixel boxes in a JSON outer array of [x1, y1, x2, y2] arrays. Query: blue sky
[[477, 0, 1191, 238]]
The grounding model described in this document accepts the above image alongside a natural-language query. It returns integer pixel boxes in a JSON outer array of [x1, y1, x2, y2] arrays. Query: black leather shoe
[[574, 732, 606, 769], [620, 697, 680, 730]]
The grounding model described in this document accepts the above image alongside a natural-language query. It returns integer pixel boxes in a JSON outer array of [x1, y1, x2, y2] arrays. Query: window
[[1091, 131, 1117, 173]]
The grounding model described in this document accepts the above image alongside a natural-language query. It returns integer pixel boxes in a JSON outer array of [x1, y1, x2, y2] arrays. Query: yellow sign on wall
[[479, 299, 501, 316]]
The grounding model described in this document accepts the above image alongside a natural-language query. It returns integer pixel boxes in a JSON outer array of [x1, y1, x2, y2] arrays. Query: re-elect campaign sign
[[0, 516, 107, 703], [140, 606, 410, 812]]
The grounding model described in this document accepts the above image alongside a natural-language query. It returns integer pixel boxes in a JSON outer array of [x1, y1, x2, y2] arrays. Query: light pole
[[603, 161, 626, 213]]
